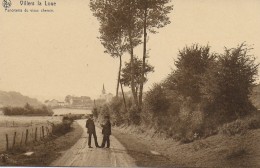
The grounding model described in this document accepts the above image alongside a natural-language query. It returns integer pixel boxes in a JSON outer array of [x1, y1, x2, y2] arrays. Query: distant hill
[[251, 84, 260, 109], [0, 91, 42, 107]]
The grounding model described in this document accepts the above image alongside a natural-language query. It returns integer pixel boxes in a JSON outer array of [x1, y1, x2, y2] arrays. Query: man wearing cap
[[86, 114, 99, 148], [101, 115, 111, 148]]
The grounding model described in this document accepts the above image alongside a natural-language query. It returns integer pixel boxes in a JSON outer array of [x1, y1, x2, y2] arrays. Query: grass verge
[[113, 126, 260, 167], [112, 129, 176, 167], [0, 121, 83, 166]]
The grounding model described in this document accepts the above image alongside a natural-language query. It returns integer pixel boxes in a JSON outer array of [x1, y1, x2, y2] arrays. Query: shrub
[[95, 96, 139, 126], [144, 84, 170, 116], [129, 105, 140, 125], [220, 120, 249, 136], [63, 114, 84, 121], [142, 83, 171, 127], [245, 114, 260, 129], [52, 117, 73, 135], [219, 113, 260, 136], [201, 44, 258, 124], [109, 97, 125, 126]]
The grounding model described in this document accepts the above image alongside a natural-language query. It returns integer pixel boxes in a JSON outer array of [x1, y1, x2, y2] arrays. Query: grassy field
[[0, 121, 83, 166], [0, 116, 62, 152], [0, 115, 62, 127]]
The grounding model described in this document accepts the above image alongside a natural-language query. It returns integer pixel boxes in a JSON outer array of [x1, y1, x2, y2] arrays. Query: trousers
[[88, 132, 99, 147], [101, 135, 110, 148]]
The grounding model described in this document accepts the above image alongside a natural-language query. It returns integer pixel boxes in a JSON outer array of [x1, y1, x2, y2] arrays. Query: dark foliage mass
[[89, 0, 259, 144], [95, 43, 259, 143], [2, 103, 53, 116], [166, 44, 215, 103], [52, 117, 74, 135], [202, 44, 258, 123], [163, 43, 258, 141]]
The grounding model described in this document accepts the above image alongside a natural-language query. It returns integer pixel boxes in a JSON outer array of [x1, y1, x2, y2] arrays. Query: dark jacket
[[86, 118, 96, 133], [101, 120, 111, 136]]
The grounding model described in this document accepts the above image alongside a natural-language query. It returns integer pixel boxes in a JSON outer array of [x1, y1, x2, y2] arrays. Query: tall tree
[[98, 16, 128, 97], [90, 0, 143, 107], [90, 0, 124, 97], [137, 0, 173, 108], [90, 0, 173, 110]]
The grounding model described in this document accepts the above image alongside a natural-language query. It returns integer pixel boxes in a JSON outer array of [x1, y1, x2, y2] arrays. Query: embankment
[[112, 125, 260, 167]]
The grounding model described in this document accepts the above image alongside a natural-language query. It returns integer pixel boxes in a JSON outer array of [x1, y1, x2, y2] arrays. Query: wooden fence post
[[35, 127, 38, 141], [46, 127, 49, 136], [39, 127, 41, 139], [30, 128, 33, 141], [50, 124, 53, 134], [20, 132, 23, 147], [25, 129, 28, 144], [6, 134, 9, 150], [12, 132, 16, 148], [42, 126, 45, 138]]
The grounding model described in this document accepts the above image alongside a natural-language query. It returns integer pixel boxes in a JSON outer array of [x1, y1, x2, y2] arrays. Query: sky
[[0, 0, 260, 102]]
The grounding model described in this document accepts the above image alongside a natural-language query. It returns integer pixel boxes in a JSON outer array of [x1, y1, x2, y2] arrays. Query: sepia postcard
[[0, 0, 260, 167]]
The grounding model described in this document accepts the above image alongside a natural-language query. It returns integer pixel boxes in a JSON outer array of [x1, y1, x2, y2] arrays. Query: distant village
[[44, 85, 113, 109]]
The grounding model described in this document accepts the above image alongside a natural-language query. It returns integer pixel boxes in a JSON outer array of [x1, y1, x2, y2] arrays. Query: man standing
[[86, 114, 99, 148], [101, 115, 111, 148]]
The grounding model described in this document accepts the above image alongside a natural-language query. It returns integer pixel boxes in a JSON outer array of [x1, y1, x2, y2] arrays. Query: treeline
[[3, 103, 54, 116], [94, 43, 259, 142]]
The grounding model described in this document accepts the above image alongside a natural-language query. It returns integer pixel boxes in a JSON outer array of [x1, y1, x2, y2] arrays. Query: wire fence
[[4, 122, 54, 151], [0, 118, 63, 152]]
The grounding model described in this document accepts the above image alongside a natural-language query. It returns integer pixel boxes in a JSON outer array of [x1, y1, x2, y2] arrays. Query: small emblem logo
[[2, 0, 11, 9]]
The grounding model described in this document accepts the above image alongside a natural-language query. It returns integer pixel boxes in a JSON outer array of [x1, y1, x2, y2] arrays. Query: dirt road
[[51, 119, 136, 167]]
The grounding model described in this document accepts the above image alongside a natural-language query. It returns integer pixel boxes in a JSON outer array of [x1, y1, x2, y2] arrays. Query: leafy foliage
[[201, 44, 259, 123], [143, 84, 170, 117], [121, 57, 154, 96], [166, 44, 215, 103]]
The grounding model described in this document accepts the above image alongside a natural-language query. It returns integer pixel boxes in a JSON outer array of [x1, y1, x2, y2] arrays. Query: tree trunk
[[126, 0, 139, 109], [116, 55, 123, 97], [128, 28, 139, 108], [120, 81, 128, 113], [139, 4, 148, 109]]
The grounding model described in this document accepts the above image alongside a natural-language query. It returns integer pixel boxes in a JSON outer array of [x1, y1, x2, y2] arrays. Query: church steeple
[[102, 84, 106, 94]]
